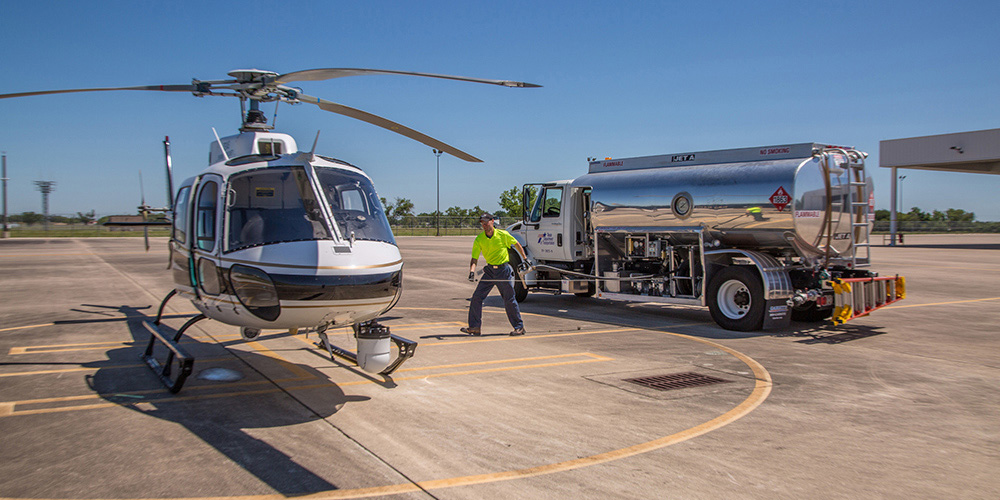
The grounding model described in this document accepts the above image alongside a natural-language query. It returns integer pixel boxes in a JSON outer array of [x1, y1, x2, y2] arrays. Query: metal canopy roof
[[880, 128, 1000, 175]]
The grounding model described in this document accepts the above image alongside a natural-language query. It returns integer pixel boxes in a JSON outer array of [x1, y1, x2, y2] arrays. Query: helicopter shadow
[[78, 303, 369, 495]]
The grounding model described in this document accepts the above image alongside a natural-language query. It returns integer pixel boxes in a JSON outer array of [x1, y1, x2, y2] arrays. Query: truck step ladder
[[824, 148, 872, 268], [830, 275, 906, 325]]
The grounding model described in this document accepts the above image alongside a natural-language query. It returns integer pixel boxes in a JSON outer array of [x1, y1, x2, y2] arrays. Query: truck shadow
[[502, 294, 888, 343], [75, 303, 371, 496]]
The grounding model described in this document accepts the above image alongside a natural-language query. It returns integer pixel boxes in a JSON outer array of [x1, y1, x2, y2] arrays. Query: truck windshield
[[226, 166, 333, 251], [315, 167, 396, 245]]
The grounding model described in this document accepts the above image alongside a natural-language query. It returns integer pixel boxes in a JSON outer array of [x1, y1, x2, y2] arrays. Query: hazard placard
[[769, 186, 791, 212]]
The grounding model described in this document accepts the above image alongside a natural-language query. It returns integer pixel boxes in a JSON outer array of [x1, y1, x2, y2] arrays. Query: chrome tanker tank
[[573, 143, 873, 259]]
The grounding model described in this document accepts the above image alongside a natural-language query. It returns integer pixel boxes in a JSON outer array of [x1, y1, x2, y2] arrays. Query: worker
[[462, 213, 529, 336], [747, 206, 764, 221]]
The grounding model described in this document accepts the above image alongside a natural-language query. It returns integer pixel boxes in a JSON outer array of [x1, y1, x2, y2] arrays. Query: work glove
[[468, 271, 476, 282], [517, 261, 531, 273]]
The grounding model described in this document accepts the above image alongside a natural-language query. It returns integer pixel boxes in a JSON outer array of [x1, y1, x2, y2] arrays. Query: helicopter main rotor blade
[[296, 93, 483, 162], [0, 84, 202, 100], [275, 68, 541, 89]]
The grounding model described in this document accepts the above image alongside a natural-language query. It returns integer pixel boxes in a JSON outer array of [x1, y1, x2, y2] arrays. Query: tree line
[[6, 210, 97, 225], [873, 207, 975, 222], [379, 186, 527, 225], [5, 196, 987, 228]]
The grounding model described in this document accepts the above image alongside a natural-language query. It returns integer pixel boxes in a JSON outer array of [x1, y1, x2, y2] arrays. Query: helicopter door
[[169, 184, 193, 287], [193, 175, 223, 296]]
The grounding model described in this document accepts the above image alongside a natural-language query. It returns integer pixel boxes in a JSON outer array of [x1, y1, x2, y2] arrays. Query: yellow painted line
[[0, 356, 237, 378], [431, 327, 639, 346], [20, 329, 767, 499], [392, 352, 613, 373], [244, 340, 312, 379], [882, 296, 1000, 309], [0, 354, 609, 418], [8, 337, 229, 355], [0, 311, 203, 334], [0, 323, 52, 334], [0, 251, 159, 258]]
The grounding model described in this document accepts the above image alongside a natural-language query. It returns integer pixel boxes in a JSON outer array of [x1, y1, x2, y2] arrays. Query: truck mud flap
[[763, 299, 793, 329]]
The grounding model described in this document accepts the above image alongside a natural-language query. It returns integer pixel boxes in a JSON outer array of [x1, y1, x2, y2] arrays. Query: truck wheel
[[575, 281, 596, 298], [509, 252, 529, 303], [791, 302, 832, 322], [707, 266, 765, 331]]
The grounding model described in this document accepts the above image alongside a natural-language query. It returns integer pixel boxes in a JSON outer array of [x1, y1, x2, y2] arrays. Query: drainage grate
[[624, 372, 730, 391]]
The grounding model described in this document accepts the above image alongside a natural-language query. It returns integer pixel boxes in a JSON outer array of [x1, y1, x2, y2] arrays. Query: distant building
[[105, 215, 146, 232]]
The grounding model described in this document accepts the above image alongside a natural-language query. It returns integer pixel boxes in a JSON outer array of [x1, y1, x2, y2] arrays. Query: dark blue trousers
[[469, 263, 523, 330]]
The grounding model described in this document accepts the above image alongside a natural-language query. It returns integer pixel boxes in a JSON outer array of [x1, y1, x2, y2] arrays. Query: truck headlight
[[229, 264, 280, 321]]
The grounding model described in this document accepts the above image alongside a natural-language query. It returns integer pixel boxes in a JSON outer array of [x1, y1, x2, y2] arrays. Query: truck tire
[[707, 266, 765, 331], [508, 252, 529, 303], [575, 281, 596, 298]]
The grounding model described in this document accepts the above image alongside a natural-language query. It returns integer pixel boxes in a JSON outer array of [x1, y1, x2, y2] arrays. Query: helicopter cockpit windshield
[[227, 166, 333, 251], [315, 167, 395, 245]]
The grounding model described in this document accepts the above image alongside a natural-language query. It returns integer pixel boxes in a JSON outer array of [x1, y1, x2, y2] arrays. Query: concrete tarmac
[[0, 235, 997, 499]]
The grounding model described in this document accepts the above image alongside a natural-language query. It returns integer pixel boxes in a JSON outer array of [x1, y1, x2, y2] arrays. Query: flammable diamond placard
[[770, 186, 790, 212]]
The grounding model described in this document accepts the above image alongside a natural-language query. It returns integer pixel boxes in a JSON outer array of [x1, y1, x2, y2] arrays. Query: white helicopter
[[1, 68, 540, 392]]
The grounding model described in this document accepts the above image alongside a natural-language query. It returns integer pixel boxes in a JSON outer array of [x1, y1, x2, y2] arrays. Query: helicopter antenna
[[310, 130, 321, 160], [163, 136, 174, 208], [212, 128, 229, 161], [139, 171, 150, 252]]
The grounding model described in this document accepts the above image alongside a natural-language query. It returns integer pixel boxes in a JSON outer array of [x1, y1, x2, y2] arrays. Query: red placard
[[770, 186, 790, 212]]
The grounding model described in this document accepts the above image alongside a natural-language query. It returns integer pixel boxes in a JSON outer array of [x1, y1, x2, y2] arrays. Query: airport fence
[[871, 220, 1000, 233], [6, 218, 999, 238]]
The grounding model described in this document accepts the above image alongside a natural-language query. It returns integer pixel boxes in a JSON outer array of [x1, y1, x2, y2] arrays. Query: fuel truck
[[507, 143, 905, 331]]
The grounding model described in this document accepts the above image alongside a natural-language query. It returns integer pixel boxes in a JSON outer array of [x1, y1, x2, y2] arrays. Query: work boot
[[509, 327, 526, 336], [460, 327, 481, 336]]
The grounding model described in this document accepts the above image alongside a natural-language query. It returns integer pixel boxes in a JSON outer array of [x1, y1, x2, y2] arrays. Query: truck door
[[523, 183, 572, 262], [568, 187, 592, 261]]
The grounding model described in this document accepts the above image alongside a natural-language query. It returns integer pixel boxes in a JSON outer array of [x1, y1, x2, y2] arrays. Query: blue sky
[[2, 0, 998, 220]]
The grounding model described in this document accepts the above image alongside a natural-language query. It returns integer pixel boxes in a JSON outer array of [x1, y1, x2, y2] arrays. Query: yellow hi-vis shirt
[[472, 229, 518, 265]]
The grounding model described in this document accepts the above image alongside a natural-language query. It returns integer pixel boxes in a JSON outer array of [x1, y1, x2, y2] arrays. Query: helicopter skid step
[[140, 316, 204, 394], [315, 330, 417, 376]]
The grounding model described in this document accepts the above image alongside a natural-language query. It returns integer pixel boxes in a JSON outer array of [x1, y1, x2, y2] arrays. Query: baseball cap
[[479, 212, 495, 222]]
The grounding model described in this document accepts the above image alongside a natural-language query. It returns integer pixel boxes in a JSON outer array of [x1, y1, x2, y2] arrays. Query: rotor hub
[[227, 69, 279, 83]]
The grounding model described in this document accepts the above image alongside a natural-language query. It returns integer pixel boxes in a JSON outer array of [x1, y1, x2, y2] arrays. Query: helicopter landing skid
[[315, 322, 417, 376]]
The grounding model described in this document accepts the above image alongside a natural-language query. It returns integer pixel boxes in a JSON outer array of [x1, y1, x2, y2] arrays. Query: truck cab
[[516, 182, 592, 264]]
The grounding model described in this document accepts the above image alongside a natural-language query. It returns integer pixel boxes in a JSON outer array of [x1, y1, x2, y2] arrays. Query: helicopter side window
[[196, 181, 218, 252], [173, 186, 191, 244], [226, 166, 334, 252], [315, 167, 395, 245]]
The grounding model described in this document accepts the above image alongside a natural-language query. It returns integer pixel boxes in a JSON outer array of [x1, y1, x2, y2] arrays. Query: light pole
[[433, 149, 442, 236], [898, 175, 907, 214], [2, 152, 8, 238], [34, 180, 56, 232]]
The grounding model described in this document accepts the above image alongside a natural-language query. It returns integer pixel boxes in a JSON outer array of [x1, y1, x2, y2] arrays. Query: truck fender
[[703, 249, 794, 301], [704, 249, 795, 329]]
